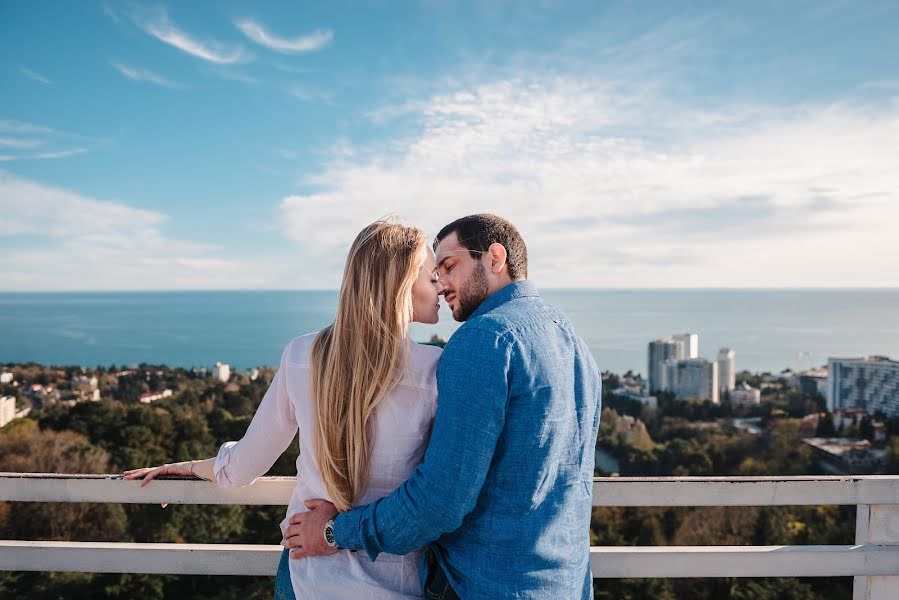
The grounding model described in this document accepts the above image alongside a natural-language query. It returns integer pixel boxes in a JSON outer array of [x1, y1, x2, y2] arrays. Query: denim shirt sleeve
[[333, 326, 511, 559]]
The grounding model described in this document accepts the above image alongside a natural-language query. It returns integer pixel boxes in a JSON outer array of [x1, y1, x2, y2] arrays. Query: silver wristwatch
[[323, 519, 338, 548]]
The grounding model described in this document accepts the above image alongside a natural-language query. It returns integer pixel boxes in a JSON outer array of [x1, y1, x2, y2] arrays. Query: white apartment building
[[648, 339, 682, 392], [0, 396, 16, 428], [0, 372, 13, 384], [717, 348, 736, 394], [674, 358, 719, 404], [731, 382, 761, 406], [827, 356, 899, 416], [661, 358, 679, 393], [673, 333, 699, 359], [213, 362, 231, 383]]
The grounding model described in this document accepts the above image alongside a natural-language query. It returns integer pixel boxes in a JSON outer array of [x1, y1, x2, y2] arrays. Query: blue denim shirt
[[334, 280, 601, 599]]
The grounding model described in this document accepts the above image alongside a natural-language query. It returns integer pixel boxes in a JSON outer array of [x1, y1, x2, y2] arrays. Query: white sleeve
[[213, 345, 298, 488]]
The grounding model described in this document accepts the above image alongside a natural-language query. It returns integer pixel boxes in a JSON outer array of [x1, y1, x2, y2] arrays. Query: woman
[[124, 220, 444, 599]]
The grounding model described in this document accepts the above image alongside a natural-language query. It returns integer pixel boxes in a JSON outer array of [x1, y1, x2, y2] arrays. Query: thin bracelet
[[189, 461, 196, 477]]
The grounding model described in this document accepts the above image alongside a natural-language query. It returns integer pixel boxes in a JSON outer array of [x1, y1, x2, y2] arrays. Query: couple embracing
[[126, 214, 601, 599]]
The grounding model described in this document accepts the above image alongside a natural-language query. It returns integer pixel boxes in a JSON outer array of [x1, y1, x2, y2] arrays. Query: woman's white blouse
[[213, 333, 441, 599]]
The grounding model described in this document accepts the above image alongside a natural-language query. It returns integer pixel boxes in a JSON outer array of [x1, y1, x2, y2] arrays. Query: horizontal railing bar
[[0, 473, 296, 505], [591, 544, 899, 578], [0, 541, 281, 576], [2, 541, 898, 578], [592, 476, 899, 506], [2, 473, 898, 506]]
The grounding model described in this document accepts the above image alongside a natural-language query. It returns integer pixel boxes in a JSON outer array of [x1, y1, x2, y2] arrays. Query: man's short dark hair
[[435, 214, 528, 280]]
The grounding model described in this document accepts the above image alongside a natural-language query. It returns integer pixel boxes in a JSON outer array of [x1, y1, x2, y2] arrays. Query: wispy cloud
[[0, 119, 55, 135], [20, 68, 52, 85], [0, 119, 88, 161], [110, 61, 183, 89], [279, 76, 899, 288], [0, 137, 43, 149], [0, 148, 87, 162], [208, 68, 257, 84], [0, 172, 276, 291], [287, 84, 335, 104], [131, 7, 249, 64], [235, 19, 332, 53]]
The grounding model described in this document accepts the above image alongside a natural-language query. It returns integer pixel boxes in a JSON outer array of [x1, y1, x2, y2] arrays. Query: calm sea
[[1, 289, 898, 376]]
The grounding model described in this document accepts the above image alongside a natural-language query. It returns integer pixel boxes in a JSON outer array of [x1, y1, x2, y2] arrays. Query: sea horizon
[[3, 288, 898, 377]]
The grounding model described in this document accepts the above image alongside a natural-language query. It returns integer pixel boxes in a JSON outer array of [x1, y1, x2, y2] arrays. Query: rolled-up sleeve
[[333, 327, 511, 558], [214, 345, 298, 488]]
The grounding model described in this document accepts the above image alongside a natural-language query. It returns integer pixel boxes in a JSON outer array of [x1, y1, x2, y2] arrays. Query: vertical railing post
[[854, 504, 899, 600]]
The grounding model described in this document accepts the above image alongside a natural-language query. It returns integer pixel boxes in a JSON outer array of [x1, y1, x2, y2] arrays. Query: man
[[286, 214, 601, 599]]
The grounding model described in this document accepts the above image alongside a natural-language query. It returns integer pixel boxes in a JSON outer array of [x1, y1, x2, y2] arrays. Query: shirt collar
[[468, 280, 539, 320]]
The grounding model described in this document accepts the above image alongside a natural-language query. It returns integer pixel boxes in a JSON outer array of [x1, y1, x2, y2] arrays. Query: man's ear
[[487, 242, 508, 274]]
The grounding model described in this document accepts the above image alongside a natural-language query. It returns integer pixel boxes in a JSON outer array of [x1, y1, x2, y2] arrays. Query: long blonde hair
[[310, 220, 428, 511]]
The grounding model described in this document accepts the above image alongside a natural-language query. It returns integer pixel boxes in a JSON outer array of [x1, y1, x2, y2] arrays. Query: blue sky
[[2, 1, 898, 290]]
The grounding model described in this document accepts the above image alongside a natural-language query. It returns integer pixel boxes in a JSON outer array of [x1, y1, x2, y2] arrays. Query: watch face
[[324, 522, 337, 547]]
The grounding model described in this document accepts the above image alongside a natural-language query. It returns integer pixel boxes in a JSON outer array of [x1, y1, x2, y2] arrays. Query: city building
[[660, 358, 679, 392], [213, 362, 231, 383], [785, 367, 829, 397], [139, 389, 173, 404], [0, 396, 15, 428], [0, 372, 13, 384], [673, 333, 699, 359], [803, 437, 885, 475], [716, 348, 736, 394], [673, 358, 719, 404], [610, 385, 657, 409], [71, 375, 100, 402], [832, 407, 868, 432], [799, 368, 829, 397], [730, 381, 761, 406], [648, 338, 682, 392], [827, 356, 899, 416]]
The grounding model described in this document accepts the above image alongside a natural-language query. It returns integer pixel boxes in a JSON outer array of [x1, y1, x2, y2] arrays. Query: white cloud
[[110, 61, 183, 89], [0, 148, 87, 162], [20, 68, 52, 85], [0, 173, 276, 291], [279, 77, 899, 288], [0, 137, 43, 149], [236, 19, 332, 53], [287, 84, 334, 104], [0, 119, 92, 161], [0, 119, 55, 135], [132, 8, 249, 64]]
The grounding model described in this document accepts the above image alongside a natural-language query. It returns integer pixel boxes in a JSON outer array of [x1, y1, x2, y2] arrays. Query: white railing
[[1, 474, 898, 597]]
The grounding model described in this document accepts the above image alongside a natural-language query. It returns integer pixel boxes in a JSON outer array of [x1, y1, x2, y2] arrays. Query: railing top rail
[[2, 473, 898, 506]]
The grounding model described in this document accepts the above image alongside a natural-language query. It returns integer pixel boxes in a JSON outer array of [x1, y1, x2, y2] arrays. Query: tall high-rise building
[[674, 358, 719, 404], [827, 356, 899, 416], [717, 348, 736, 394], [648, 339, 681, 392], [213, 362, 231, 383], [660, 358, 679, 393], [673, 333, 699, 359]]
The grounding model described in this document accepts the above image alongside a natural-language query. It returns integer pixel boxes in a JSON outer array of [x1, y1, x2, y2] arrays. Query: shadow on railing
[[1, 474, 898, 596]]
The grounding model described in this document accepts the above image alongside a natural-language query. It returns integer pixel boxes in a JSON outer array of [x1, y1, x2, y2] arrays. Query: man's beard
[[454, 262, 490, 322]]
